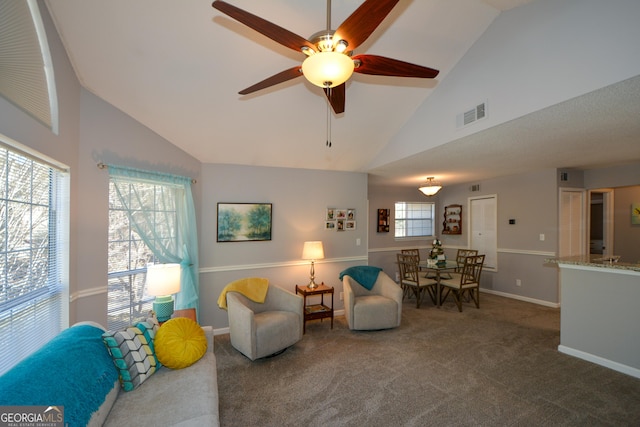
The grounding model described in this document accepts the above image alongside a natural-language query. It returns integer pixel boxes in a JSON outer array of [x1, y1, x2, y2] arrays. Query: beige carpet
[[214, 293, 640, 426]]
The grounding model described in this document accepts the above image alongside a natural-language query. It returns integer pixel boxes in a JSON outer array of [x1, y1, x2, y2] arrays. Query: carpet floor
[[214, 293, 640, 426]]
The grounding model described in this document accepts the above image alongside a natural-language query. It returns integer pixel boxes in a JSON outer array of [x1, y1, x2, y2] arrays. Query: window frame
[[0, 134, 69, 376], [394, 201, 436, 239], [107, 179, 179, 330]]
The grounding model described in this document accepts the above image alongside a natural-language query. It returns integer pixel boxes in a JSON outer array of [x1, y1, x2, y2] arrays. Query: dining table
[[418, 259, 459, 307]]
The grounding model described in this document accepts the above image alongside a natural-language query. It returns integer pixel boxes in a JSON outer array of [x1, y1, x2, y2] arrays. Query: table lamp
[[146, 263, 181, 322], [302, 241, 324, 289]]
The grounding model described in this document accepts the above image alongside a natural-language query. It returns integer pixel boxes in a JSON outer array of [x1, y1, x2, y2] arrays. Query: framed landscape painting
[[217, 203, 272, 242]]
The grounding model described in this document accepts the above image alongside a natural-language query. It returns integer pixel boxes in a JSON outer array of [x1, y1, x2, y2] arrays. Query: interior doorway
[[469, 195, 497, 270], [559, 188, 586, 258], [588, 189, 614, 256]]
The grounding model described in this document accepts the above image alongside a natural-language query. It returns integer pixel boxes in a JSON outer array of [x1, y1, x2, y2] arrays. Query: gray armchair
[[342, 271, 403, 331], [226, 284, 303, 361]]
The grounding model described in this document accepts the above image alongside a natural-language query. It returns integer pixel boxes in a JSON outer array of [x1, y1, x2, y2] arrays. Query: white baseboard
[[480, 288, 560, 308], [558, 345, 640, 379]]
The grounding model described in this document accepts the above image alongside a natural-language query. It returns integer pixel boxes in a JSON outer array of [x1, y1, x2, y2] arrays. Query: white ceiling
[[45, 0, 640, 188]]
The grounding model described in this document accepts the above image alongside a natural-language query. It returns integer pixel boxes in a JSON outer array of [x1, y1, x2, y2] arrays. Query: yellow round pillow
[[155, 317, 207, 369]]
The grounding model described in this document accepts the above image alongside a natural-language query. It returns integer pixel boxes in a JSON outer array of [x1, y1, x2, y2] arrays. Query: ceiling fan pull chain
[[326, 0, 331, 32], [326, 87, 332, 147]]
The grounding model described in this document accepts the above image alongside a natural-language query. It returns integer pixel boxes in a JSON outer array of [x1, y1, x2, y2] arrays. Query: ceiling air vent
[[456, 101, 487, 128]]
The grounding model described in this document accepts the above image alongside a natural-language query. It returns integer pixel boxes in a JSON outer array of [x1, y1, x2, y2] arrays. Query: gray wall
[[199, 164, 368, 330], [370, 169, 561, 305], [2, 1, 639, 332], [0, 2, 201, 327], [367, 184, 438, 279]]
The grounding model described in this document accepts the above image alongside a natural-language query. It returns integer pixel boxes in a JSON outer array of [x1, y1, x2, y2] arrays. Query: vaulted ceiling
[[45, 0, 640, 188]]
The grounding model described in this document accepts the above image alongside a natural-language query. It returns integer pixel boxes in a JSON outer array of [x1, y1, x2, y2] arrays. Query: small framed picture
[[337, 219, 345, 231], [345, 220, 356, 230], [325, 221, 336, 230], [336, 209, 347, 219], [326, 208, 336, 221], [347, 209, 356, 220]]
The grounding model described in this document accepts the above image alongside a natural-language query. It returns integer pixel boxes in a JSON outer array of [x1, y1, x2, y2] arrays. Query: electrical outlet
[[516, 279, 522, 287], [340, 292, 344, 301], [539, 233, 545, 241]]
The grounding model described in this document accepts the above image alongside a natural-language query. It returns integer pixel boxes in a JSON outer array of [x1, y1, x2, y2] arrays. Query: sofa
[[0, 321, 219, 427]]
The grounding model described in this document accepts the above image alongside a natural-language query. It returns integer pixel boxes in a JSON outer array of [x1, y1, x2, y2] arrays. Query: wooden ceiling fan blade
[[239, 66, 303, 95], [212, 1, 315, 53], [323, 83, 346, 114], [352, 54, 439, 78], [333, 0, 400, 51]]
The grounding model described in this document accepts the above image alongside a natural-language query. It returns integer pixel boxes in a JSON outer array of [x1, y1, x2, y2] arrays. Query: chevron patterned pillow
[[102, 321, 161, 391]]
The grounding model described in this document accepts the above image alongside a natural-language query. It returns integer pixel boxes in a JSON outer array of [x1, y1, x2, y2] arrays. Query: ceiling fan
[[212, 0, 439, 114]]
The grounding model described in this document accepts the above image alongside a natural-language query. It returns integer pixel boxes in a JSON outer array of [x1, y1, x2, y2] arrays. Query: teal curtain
[[108, 165, 199, 314]]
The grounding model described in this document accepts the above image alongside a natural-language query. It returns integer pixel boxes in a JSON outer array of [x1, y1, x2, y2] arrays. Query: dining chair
[[439, 254, 485, 312], [455, 249, 478, 272], [401, 248, 420, 260], [448, 248, 479, 284], [397, 253, 437, 308]]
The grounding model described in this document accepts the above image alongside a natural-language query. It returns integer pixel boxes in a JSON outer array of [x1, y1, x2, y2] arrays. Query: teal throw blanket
[[0, 324, 119, 427], [339, 266, 382, 290]]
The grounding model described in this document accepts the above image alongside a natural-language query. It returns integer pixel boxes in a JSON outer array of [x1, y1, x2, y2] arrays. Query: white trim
[[368, 245, 430, 253], [69, 286, 106, 303], [199, 256, 367, 274], [480, 288, 560, 308], [497, 248, 556, 257], [28, 0, 58, 135], [0, 132, 69, 173], [558, 345, 640, 379], [368, 246, 555, 257]]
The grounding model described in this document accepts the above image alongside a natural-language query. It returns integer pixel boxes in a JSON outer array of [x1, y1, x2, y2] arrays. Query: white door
[[469, 195, 497, 270], [559, 188, 585, 257]]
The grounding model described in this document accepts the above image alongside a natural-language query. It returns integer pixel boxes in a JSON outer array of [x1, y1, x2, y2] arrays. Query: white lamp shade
[[302, 241, 325, 260], [302, 52, 354, 88], [418, 177, 442, 196], [418, 184, 442, 196], [146, 263, 181, 296]]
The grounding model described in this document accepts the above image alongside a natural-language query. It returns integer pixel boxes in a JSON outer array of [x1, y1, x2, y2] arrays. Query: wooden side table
[[173, 308, 197, 322], [296, 283, 334, 333], [159, 307, 197, 326]]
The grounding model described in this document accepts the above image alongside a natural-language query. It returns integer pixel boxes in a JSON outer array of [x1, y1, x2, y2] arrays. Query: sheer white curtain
[[108, 165, 199, 313]]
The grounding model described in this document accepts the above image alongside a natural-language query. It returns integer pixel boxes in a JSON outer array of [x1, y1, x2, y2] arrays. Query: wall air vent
[[456, 101, 487, 128], [470, 184, 480, 192]]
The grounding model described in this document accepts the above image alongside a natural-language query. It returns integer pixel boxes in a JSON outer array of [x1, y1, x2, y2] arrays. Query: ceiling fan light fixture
[[301, 46, 316, 56], [418, 177, 442, 196], [335, 39, 349, 53], [302, 51, 354, 88]]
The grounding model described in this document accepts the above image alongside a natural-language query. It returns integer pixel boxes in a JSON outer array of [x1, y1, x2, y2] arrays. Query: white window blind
[[107, 179, 178, 330], [0, 142, 69, 376], [0, 0, 59, 134], [395, 202, 435, 238]]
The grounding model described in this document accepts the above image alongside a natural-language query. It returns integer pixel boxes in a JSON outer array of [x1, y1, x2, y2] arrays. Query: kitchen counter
[[550, 257, 640, 379], [546, 255, 640, 272]]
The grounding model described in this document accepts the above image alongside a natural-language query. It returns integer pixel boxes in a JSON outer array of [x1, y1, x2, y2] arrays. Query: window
[[395, 202, 435, 238], [107, 180, 177, 330], [0, 140, 69, 376]]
